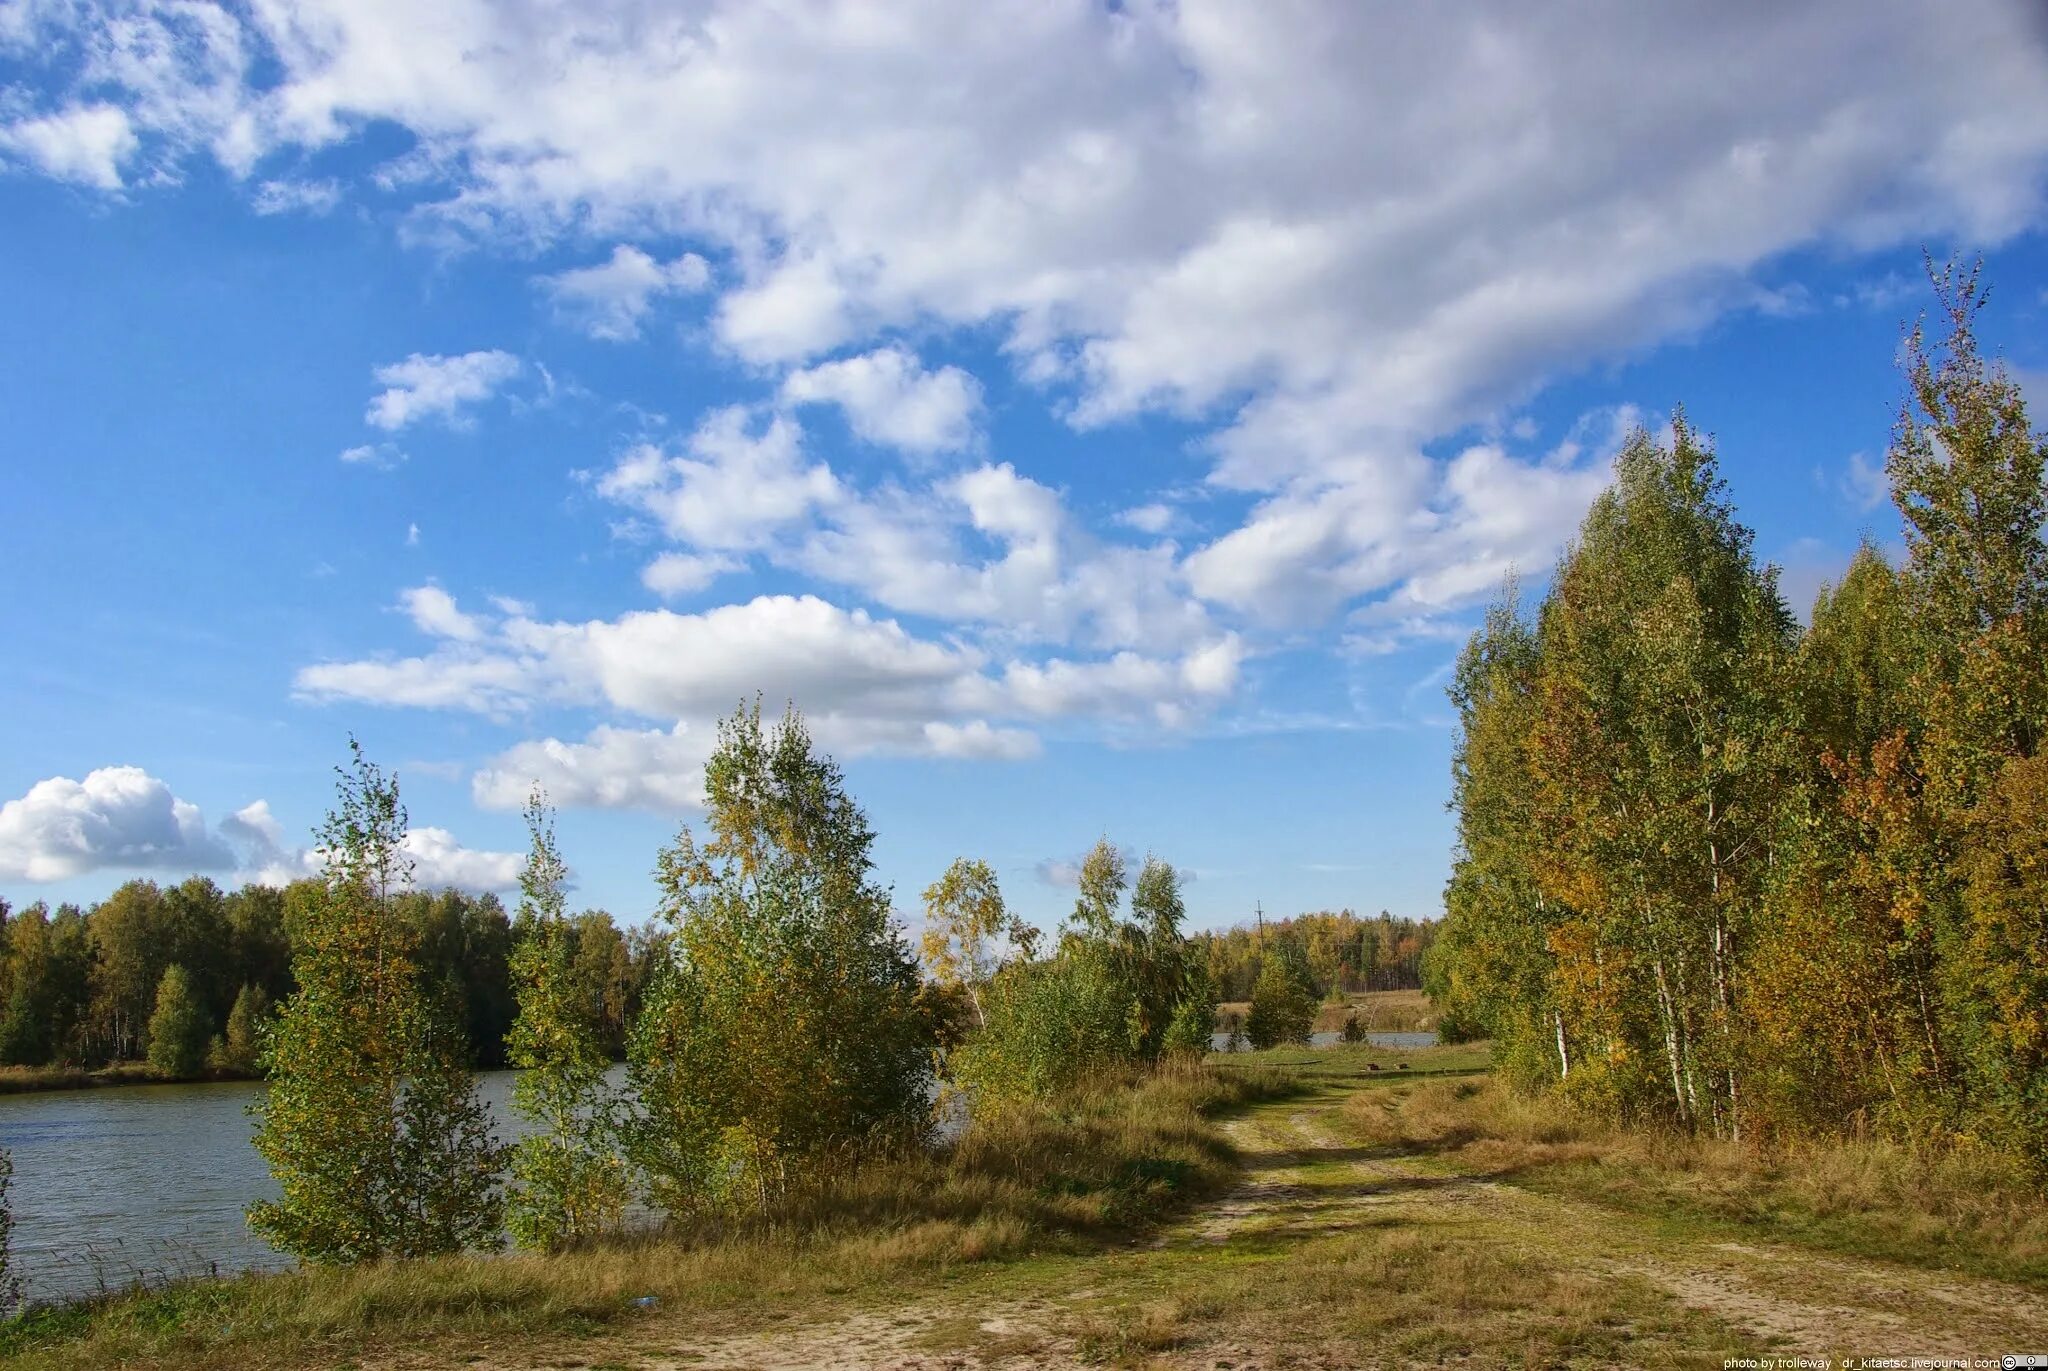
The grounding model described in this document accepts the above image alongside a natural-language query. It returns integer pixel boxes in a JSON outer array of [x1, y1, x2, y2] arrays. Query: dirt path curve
[[403, 1083, 2048, 1369]]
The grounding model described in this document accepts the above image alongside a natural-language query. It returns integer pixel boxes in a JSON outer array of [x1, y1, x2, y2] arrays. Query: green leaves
[[628, 702, 933, 1215], [247, 739, 506, 1265], [1246, 947, 1315, 1049], [954, 841, 1206, 1104], [507, 790, 628, 1252], [1433, 265, 2048, 1171], [143, 964, 207, 1079]]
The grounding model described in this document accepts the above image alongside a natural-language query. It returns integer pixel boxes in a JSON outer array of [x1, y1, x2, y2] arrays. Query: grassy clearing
[[1322, 986, 1438, 1033], [1216, 986, 1440, 1035], [0, 1065, 1299, 1370], [1345, 1075, 2048, 1288]]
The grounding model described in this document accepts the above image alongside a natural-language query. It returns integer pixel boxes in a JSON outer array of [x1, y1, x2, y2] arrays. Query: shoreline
[[0, 1064, 263, 1097]]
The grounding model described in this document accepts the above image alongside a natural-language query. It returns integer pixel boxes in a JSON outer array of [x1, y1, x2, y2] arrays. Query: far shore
[[0, 1062, 262, 1097]]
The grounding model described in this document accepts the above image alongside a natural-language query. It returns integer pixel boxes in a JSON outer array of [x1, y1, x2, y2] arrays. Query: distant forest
[[1190, 910, 1438, 1002], [0, 878, 659, 1072], [0, 878, 1425, 1073]]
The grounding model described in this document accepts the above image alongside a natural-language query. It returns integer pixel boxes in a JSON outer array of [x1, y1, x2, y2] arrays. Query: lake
[[0, 1071, 542, 1306]]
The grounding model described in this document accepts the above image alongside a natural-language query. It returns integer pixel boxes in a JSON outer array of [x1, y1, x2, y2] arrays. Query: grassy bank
[[0, 1062, 262, 1096], [0, 1064, 1298, 1369], [1346, 1075, 2048, 1287]]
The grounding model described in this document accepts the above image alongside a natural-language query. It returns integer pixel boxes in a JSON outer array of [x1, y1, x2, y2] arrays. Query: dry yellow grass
[[1346, 1076, 2048, 1286]]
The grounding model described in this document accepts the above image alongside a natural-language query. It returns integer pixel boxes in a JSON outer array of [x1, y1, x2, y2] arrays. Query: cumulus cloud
[[781, 346, 983, 456], [0, 103, 137, 189], [1116, 503, 1177, 536], [9, 2, 2037, 464], [473, 723, 713, 812], [223, 797, 521, 892], [641, 550, 740, 599], [19, 0, 2048, 754], [597, 406, 839, 554], [365, 351, 521, 431], [540, 245, 711, 340], [770, 456, 1216, 655], [0, 767, 231, 881], [400, 827, 524, 892], [400, 584, 486, 642], [297, 587, 1233, 809], [0, 768, 521, 890], [1185, 409, 1629, 628], [5, 2, 2041, 659]]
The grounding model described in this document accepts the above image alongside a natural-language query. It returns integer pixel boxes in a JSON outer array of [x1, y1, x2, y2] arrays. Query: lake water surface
[[0, 1034, 1435, 1306], [0, 1072, 532, 1305]]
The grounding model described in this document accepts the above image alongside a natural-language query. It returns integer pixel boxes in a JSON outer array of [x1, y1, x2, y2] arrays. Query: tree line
[[0, 873, 658, 1078], [1426, 265, 2048, 1172], [1192, 908, 1439, 1003]]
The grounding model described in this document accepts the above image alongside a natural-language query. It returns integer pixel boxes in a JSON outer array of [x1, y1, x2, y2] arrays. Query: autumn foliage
[[1429, 265, 2048, 1171]]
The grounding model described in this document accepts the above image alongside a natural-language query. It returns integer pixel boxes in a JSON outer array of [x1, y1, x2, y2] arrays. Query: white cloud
[[1839, 450, 1891, 513], [10, 2, 2037, 472], [921, 720, 1042, 762], [1185, 412, 1627, 629], [0, 766, 230, 881], [298, 588, 1237, 808], [365, 350, 521, 431], [224, 798, 521, 892], [780, 459, 1216, 654], [400, 827, 523, 892], [641, 550, 739, 598], [0, 103, 137, 189], [597, 406, 839, 553], [473, 723, 712, 813], [1116, 503, 1176, 536], [251, 177, 341, 215], [400, 584, 485, 642], [781, 346, 983, 456], [340, 442, 406, 468], [16, 0, 2048, 721], [540, 245, 711, 340]]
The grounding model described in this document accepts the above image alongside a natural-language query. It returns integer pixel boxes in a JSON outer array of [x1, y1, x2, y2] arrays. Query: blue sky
[[3, 2, 2047, 936]]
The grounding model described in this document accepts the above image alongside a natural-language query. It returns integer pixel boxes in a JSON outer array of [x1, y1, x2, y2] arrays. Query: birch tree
[[248, 740, 506, 1263]]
